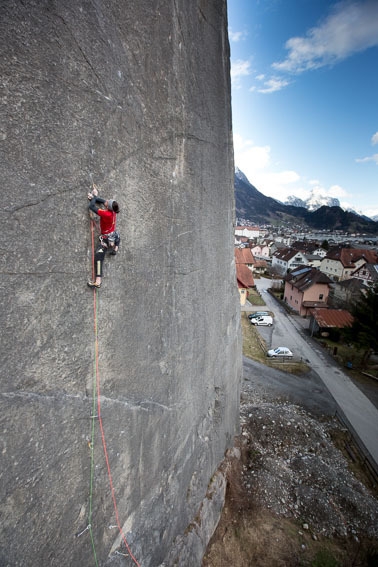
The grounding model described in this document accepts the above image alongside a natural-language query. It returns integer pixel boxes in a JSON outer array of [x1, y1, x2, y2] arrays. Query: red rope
[[90, 220, 141, 566]]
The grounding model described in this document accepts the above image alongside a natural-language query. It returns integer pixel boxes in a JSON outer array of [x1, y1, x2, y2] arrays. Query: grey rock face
[[0, 1, 241, 566]]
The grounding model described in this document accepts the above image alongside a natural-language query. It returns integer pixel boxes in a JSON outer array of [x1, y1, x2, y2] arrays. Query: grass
[[246, 287, 266, 306], [241, 313, 267, 363], [310, 548, 340, 567], [241, 312, 310, 375], [316, 337, 378, 373]]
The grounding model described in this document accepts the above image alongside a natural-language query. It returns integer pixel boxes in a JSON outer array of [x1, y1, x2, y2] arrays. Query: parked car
[[267, 347, 293, 358], [248, 311, 269, 320], [250, 315, 273, 326]]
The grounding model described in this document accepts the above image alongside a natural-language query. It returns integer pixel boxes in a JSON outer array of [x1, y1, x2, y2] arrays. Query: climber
[[87, 184, 120, 289]]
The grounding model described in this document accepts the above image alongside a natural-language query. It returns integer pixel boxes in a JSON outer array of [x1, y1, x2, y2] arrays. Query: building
[[250, 243, 270, 260], [235, 225, 260, 239], [283, 265, 332, 317], [351, 263, 378, 287], [234, 247, 255, 272], [236, 264, 255, 306], [309, 308, 354, 339], [328, 278, 366, 310], [320, 248, 378, 282], [271, 247, 308, 276]]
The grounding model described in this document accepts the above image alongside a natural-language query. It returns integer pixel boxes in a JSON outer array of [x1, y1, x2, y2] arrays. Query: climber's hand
[[88, 192, 93, 200]]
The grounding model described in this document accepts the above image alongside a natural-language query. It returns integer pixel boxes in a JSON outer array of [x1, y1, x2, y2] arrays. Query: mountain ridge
[[284, 193, 340, 211], [235, 169, 378, 234]]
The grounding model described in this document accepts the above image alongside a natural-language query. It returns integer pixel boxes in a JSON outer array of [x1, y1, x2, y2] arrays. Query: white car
[[248, 311, 269, 320], [267, 347, 293, 358], [250, 315, 273, 326]]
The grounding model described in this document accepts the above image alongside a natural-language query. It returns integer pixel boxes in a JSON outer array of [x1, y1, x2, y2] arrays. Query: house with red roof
[[309, 308, 354, 339], [320, 248, 378, 282], [234, 247, 255, 271], [236, 263, 255, 306], [283, 265, 333, 316]]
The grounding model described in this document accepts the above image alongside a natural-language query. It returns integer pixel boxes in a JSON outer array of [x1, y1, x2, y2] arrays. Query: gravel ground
[[203, 361, 378, 567]]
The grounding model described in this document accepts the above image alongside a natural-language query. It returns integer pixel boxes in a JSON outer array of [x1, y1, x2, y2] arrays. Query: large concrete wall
[[0, 1, 242, 565]]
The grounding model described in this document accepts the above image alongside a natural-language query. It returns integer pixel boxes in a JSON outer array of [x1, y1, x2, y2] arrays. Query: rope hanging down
[[88, 219, 141, 566]]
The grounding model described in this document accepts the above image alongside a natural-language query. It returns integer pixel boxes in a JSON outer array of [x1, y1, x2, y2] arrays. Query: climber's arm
[[88, 185, 106, 214]]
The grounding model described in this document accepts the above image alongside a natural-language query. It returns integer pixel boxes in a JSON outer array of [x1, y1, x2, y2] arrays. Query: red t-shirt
[[97, 209, 117, 235]]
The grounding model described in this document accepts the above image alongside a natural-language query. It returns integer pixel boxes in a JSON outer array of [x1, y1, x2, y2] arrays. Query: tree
[[344, 283, 378, 366], [321, 239, 329, 251]]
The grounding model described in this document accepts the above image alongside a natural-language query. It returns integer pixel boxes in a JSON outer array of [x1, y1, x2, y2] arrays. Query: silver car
[[251, 315, 273, 326], [267, 347, 293, 358]]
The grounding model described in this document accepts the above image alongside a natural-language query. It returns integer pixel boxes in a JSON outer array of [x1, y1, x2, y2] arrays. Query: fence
[[334, 407, 378, 489]]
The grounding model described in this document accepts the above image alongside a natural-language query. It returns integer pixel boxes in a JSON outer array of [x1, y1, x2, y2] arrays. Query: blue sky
[[228, 0, 378, 218]]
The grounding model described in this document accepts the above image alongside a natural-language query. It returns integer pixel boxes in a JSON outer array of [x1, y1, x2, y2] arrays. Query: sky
[[227, 0, 378, 218]]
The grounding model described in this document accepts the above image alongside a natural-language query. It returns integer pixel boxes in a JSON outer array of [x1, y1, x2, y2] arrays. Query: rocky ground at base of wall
[[203, 377, 378, 567]]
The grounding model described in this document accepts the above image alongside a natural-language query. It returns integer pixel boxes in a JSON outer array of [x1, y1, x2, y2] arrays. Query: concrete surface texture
[[0, 2, 242, 565]]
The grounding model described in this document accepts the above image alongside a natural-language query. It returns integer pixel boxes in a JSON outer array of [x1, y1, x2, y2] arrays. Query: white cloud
[[233, 134, 355, 206], [233, 133, 255, 152], [230, 59, 252, 88], [309, 183, 349, 200], [233, 134, 301, 200], [326, 184, 348, 198], [363, 207, 378, 218], [372, 132, 378, 145], [229, 28, 248, 42], [255, 76, 291, 94], [272, 1, 378, 74], [233, 134, 270, 168], [355, 154, 378, 165]]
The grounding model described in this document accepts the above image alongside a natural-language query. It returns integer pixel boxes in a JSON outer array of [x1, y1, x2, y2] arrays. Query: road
[[249, 278, 378, 469], [242, 356, 337, 417]]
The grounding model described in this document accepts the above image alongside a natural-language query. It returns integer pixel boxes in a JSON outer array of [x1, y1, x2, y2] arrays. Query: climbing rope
[[88, 338, 99, 566], [88, 219, 141, 566]]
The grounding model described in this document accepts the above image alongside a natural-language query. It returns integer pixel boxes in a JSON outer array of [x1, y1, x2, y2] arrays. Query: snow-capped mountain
[[234, 167, 378, 233], [284, 192, 340, 211], [284, 196, 307, 208], [235, 167, 251, 185]]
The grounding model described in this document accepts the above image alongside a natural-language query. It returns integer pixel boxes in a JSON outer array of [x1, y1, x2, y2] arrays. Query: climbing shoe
[[110, 250, 117, 255], [87, 280, 101, 289]]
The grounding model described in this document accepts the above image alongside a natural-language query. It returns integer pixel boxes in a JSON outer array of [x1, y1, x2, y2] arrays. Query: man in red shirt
[[87, 185, 120, 289]]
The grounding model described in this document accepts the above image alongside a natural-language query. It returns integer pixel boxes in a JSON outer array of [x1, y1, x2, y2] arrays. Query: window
[[319, 294, 323, 300]]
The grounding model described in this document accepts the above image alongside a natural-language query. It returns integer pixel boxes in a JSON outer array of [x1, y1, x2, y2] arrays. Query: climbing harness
[[85, 218, 141, 566]]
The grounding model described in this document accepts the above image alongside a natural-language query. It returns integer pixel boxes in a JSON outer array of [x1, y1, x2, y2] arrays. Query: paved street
[[246, 278, 378, 469]]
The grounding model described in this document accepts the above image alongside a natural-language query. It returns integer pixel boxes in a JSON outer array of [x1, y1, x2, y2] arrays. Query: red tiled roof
[[236, 264, 255, 288], [235, 247, 255, 264], [310, 308, 354, 328], [325, 248, 378, 267]]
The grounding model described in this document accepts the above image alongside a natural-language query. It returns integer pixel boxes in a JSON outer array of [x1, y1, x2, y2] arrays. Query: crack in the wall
[[1, 390, 181, 413], [52, 11, 107, 93], [5, 187, 73, 214]]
